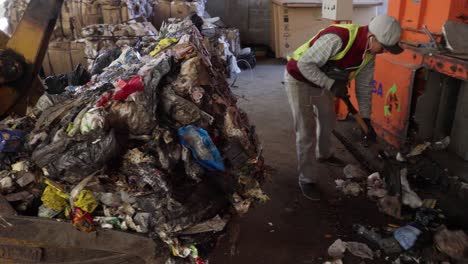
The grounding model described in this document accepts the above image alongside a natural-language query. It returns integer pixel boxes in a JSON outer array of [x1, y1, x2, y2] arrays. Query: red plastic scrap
[[96, 91, 114, 107], [113, 76, 144, 101], [195, 257, 205, 264], [71, 207, 95, 233]]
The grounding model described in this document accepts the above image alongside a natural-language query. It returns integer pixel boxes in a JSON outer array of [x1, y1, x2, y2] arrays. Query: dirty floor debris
[[210, 60, 468, 264], [210, 60, 392, 264]]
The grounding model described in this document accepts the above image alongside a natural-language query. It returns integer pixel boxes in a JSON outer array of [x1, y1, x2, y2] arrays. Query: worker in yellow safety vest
[[284, 15, 403, 201]]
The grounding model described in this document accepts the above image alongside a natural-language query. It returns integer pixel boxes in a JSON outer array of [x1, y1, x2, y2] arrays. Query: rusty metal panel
[[423, 54, 468, 81], [450, 81, 468, 161], [371, 53, 421, 147]]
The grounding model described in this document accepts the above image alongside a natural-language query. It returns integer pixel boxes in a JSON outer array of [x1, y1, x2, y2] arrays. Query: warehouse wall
[[207, 0, 389, 47], [206, 0, 271, 46]]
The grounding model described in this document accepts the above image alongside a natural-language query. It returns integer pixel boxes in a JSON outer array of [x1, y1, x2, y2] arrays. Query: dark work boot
[[299, 181, 321, 201], [317, 155, 346, 167]]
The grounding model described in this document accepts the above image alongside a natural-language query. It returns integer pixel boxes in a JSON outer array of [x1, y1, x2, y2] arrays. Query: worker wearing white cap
[[284, 15, 403, 200]]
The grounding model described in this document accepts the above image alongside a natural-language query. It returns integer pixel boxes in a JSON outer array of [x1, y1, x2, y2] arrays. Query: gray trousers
[[284, 71, 336, 184]]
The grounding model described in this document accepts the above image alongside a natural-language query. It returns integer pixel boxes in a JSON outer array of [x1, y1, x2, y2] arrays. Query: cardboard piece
[[270, 0, 383, 58], [42, 40, 88, 76]]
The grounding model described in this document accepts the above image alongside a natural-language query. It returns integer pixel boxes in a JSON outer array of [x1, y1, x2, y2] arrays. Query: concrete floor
[[210, 59, 392, 264]]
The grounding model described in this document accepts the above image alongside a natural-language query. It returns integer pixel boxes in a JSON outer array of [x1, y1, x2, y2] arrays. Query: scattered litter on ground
[[400, 169, 423, 209], [327, 239, 373, 260], [378, 195, 402, 219], [393, 225, 422, 250], [432, 136, 451, 151], [396, 152, 406, 162], [336, 180, 362, 197], [343, 164, 367, 179], [434, 226, 468, 260], [407, 142, 431, 157]]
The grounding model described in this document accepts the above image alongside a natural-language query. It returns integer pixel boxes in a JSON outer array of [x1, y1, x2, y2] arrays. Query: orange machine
[[342, 0, 468, 151]]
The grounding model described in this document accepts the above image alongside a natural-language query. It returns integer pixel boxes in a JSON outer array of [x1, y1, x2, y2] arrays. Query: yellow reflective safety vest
[[287, 24, 374, 81]]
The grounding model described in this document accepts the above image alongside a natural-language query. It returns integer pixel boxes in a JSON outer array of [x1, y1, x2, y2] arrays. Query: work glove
[[322, 63, 350, 98], [330, 79, 349, 99]]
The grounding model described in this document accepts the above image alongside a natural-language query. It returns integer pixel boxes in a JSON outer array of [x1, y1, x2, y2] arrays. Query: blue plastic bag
[[0, 129, 25, 153], [393, 224, 422, 250], [178, 126, 225, 172]]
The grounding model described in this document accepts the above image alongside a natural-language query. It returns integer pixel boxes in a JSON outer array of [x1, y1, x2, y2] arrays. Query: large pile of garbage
[[0, 16, 267, 262]]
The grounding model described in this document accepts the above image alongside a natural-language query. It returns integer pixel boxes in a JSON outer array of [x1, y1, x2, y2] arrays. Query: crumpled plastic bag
[[343, 164, 367, 179], [378, 195, 402, 219], [0, 129, 25, 153], [73, 190, 98, 213], [91, 48, 122, 75], [172, 56, 211, 97], [44, 74, 68, 95], [328, 239, 347, 259], [181, 146, 204, 182], [109, 92, 155, 135], [143, 57, 172, 117], [161, 85, 201, 126], [44, 64, 91, 94], [80, 108, 107, 134], [150, 38, 179, 57], [328, 239, 373, 260], [113, 75, 144, 101], [34, 93, 72, 115], [178, 126, 225, 172], [149, 127, 182, 171], [41, 180, 69, 211], [400, 168, 422, 209], [393, 225, 422, 250], [434, 226, 468, 260], [122, 162, 170, 193], [32, 130, 119, 182]]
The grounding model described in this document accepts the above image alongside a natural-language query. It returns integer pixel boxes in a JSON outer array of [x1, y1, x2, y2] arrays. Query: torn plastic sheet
[[80, 108, 107, 135], [113, 76, 144, 101], [181, 146, 204, 182], [181, 215, 227, 235], [400, 168, 422, 209], [434, 226, 468, 260], [91, 48, 122, 75], [161, 85, 201, 126], [32, 130, 119, 182], [218, 35, 241, 75], [109, 92, 155, 135], [0, 129, 25, 153], [149, 127, 182, 171], [122, 162, 170, 193], [328, 239, 374, 260], [178, 126, 225, 172]]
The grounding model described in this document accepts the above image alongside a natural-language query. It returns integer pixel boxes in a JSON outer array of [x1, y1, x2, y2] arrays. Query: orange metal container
[[371, 51, 423, 146], [338, 0, 468, 148], [388, 0, 468, 43]]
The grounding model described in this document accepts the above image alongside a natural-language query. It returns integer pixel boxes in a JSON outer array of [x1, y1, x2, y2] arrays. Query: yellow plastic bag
[[150, 38, 179, 57], [41, 179, 98, 213], [41, 180, 68, 211], [73, 190, 98, 213]]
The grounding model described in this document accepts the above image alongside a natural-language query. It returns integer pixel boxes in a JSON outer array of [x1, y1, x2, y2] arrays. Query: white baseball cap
[[369, 15, 403, 54]]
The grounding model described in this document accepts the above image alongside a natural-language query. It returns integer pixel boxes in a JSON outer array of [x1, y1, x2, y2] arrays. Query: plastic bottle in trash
[[354, 224, 402, 254], [353, 224, 382, 244]]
